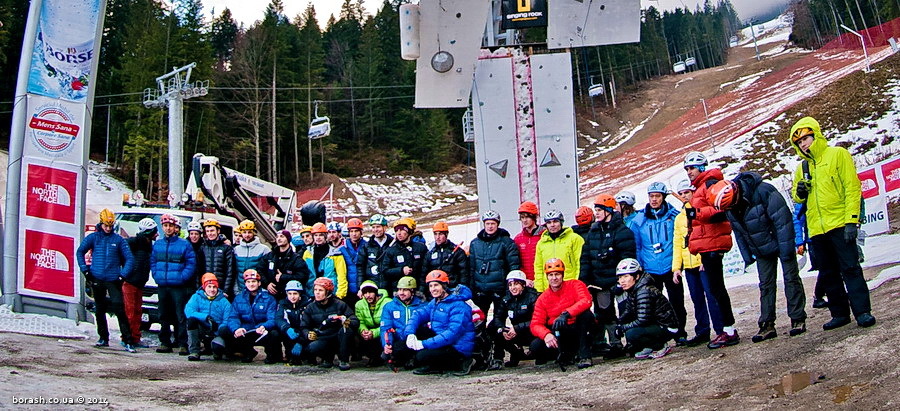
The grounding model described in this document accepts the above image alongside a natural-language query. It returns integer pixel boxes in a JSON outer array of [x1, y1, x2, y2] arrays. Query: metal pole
[[105, 107, 111, 163], [168, 95, 184, 201], [701, 98, 716, 152], [841, 24, 871, 72], [749, 22, 760, 61]]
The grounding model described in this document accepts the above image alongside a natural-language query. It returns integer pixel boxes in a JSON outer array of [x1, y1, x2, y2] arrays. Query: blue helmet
[[647, 182, 668, 195], [291, 234, 304, 247]]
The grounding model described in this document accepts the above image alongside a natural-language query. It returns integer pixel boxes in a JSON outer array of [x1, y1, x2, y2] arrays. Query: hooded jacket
[[533, 227, 585, 292], [259, 245, 311, 301], [125, 232, 154, 287], [726, 172, 796, 264], [224, 289, 277, 332], [339, 238, 367, 294], [530, 279, 593, 340], [302, 244, 349, 299], [426, 240, 469, 288], [672, 206, 702, 271], [380, 295, 425, 346], [299, 295, 359, 339], [404, 284, 476, 356], [77, 223, 134, 282], [469, 228, 522, 294], [630, 201, 680, 275], [200, 234, 236, 295], [789, 116, 862, 237], [184, 288, 231, 325], [513, 226, 544, 281], [150, 234, 197, 287], [354, 288, 390, 339], [579, 214, 636, 289], [618, 273, 679, 331], [689, 168, 733, 254], [233, 237, 270, 294]]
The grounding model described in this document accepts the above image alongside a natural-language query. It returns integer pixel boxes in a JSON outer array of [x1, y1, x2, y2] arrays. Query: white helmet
[[506, 270, 527, 283], [683, 151, 708, 168], [481, 210, 501, 223], [675, 179, 695, 193], [616, 258, 642, 276], [137, 218, 158, 234], [543, 209, 564, 223], [326, 221, 343, 232], [614, 191, 636, 206], [187, 221, 203, 232]]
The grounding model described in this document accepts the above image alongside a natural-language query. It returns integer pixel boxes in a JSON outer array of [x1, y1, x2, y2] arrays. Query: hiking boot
[[823, 316, 851, 331], [751, 322, 777, 343], [789, 320, 806, 336], [602, 345, 626, 360], [812, 297, 828, 309], [338, 361, 351, 371], [453, 358, 474, 376], [707, 332, 739, 349], [534, 357, 548, 366], [856, 313, 876, 328], [649, 345, 672, 359], [241, 349, 258, 363], [685, 334, 710, 347], [413, 366, 441, 375], [178, 346, 190, 356], [120, 341, 137, 353], [155, 345, 173, 353], [318, 360, 333, 369], [576, 357, 593, 369], [264, 356, 281, 365], [94, 339, 109, 347], [487, 359, 503, 371], [188, 353, 201, 361], [634, 348, 653, 360], [367, 357, 384, 367]]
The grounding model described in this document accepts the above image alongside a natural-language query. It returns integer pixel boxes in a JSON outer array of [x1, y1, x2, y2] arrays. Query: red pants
[[122, 282, 143, 342]]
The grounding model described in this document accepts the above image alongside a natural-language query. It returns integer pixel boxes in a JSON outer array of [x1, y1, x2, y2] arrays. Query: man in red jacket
[[514, 201, 544, 288], [530, 258, 594, 369], [683, 151, 739, 349]]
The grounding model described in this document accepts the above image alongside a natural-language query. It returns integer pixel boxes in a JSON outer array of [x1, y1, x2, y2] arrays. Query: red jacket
[[530, 279, 592, 339], [514, 226, 545, 281], [688, 168, 733, 254]]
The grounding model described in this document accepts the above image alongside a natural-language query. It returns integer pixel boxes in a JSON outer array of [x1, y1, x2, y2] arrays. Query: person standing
[[151, 213, 197, 355], [615, 191, 638, 227], [789, 117, 875, 329], [199, 219, 236, 300], [233, 220, 270, 296], [513, 202, 544, 287], [533, 209, 584, 293], [259, 230, 311, 301], [358, 214, 393, 288], [123, 217, 158, 347], [380, 218, 428, 295], [340, 218, 367, 304], [571, 206, 594, 239], [303, 223, 349, 299], [425, 221, 469, 288], [186, 221, 206, 286]]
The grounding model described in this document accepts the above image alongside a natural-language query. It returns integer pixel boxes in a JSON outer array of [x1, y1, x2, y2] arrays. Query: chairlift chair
[[308, 100, 331, 140]]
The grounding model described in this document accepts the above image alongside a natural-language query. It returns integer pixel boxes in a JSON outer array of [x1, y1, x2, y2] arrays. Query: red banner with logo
[[858, 168, 880, 199], [25, 163, 77, 224], [22, 229, 75, 297], [882, 157, 900, 193]]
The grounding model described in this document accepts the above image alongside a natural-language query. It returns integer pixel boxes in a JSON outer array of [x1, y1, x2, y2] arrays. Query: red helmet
[[574, 206, 594, 226], [160, 213, 181, 227], [346, 218, 364, 230], [201, 273, 219, 288], [544, 258, 566, 273], [425, 270, 450, 285], [709, 180, 738, 211], [243, 269, 261, 281], [593, 194, 617, 210], [311, 222, 327, 234], [518, 201, 539, 216], [313, 277, 335, 293]]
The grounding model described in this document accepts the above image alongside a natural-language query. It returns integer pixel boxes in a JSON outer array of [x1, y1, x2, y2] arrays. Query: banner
[[857, 155, 900, 235], [23, 95, 86, 162], [501, 0, 548, 30]]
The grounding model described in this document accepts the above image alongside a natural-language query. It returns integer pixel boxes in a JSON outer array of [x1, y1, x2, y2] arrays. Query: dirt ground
[[1, 265, 897, 409]]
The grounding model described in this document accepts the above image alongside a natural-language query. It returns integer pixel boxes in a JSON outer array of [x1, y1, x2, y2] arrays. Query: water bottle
[[35, 0, 101, 100]]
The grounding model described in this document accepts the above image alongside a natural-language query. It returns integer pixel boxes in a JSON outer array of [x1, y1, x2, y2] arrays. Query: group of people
[[76, 116, 877, 374]]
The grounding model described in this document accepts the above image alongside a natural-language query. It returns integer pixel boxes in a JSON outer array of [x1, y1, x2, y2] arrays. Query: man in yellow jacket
[[533, 210, 584, 292], [672, 179, 723, 346], [790, 117, 875, 330]]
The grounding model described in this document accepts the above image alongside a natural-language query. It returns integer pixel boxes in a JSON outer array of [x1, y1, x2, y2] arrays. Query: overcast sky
[[202, 0, 788, 28]]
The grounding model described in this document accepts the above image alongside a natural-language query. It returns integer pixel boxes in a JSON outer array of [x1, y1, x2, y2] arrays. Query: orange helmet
[[593, 194, 617, 210], [432, 221, 449, 232], [709, 180, 739, 211], [346, 218, 364, 230], [201, 273, 219, 288], [425, 270, 450, 285], [243, 269, 261, 281], [574, 206, 594, 226], [314, 277, 335, 293], [311, 222, 327, 234], [518, 201, 539, 216], [544, 258, 566, 273]]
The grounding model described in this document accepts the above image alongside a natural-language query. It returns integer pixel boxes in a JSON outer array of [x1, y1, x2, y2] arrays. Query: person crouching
[[530, 259, 594, 370], [184, 273, 231, 361], [615, 258, 679, 360], [300, 277, 359, 370]]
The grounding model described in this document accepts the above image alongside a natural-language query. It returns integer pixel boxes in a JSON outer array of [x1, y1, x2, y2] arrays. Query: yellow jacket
[[533, 227, 584, 292], [673, 207, 702, 271]]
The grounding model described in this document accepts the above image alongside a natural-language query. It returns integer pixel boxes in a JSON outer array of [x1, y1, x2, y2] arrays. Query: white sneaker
[[634, 348, 653, 360], [649, 345, 672, 359]]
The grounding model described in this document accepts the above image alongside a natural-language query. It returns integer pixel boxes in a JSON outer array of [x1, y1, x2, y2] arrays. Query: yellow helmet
[[393, 218, 415, 232], [238, 220, 255, 232], [99, 208, 115, 226], [299, 225, 312, 234], [203, 219, 221, 229]]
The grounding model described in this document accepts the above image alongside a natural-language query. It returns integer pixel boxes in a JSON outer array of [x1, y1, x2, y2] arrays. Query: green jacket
[[354, 289, 390, 339], [789, 116, 861, 237], [533, 226, 584, 292]]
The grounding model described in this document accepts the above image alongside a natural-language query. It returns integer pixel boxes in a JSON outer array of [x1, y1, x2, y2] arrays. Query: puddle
[[832, 385, 854, 403], [772, 371, 818, 396]]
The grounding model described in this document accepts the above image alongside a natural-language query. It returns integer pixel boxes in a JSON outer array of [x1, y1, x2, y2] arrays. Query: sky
[[202, 0, 789, 29]]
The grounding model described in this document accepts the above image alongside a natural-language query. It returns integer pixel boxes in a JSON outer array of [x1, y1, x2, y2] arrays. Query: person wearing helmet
[[379, 218, 428, 295], [711, 173, 808, 342], [357, 214, 394, 289], [294, 225, 314, 253], [580, 194, 636, 358], [404, 270, 477, 376], [123, 217, 159, 347], [233, 220, 271, 296], [534, 209, 585, 293], [218, 269, 281, 363], [186, 222, 206, 286], [355, 280, 390, 366], [425, 221, 469, 289], [200, 219, 236, 301], [531, 258, 594, 369], [259, 230, 312, 301], [571, 206, 594, 239], [614, 258, 679, 360], [629, 182, 687, 345], [299, 277, 359, 370], [789, 117, 874, 330], [326, 221, 345, 250], [339, 218, 368, 305], [614, 191, 638, 226], [151, 213, 197, 355], [302, 223, 350, 300], [682, 151, 740, 349], [276, 280, 312, 365], [379, 276, 426, 370], [184, 273, 231, 361], [76, 208, 136, 352], [672, 180, 723, 346], [487, 270, 539, 370], [514, 201, 544, 286]]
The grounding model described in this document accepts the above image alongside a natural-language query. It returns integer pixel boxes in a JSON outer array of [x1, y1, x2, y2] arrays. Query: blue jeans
[[683, 267, 723, 336]]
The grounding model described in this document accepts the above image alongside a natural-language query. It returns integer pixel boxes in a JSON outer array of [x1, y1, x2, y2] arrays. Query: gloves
[[615, 325, 625, 339], [552, 311, 571, 331], [82, 270, 96, 283], [610, 285, 624, 296], [291, 344, 303, 357], [796, 181, 809, 200], [406, 334, 424, 351], [286, 328, 300, 340], [844, 224, 858, 243], [685, 208, 697, 220], [471, 308, 486, 325], [307, 331, 318, 341]]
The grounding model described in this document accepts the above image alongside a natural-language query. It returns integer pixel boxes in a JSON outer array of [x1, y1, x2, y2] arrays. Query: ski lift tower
[[143, 63, 209, 203]]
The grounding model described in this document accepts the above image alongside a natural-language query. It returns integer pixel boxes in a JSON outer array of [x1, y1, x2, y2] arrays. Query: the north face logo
[[32, 183, 71, 206], [29, 248, 70, 271]]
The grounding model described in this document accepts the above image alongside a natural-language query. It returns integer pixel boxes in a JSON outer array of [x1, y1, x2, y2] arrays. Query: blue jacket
[[184, 288, 231, 325], [150, 234, 197, 287], [76, 223, 134, 282], [380, 295, 425, 347], [629, 202, 680, 275], [340, 238, 367, 294], [404, 284, 475, 356], [792, 203, 810, 247], [224, 290, 278, 332], [233, 237, 270, 293]]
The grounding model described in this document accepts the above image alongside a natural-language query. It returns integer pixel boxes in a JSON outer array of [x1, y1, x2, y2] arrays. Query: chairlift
[[673, 61, 686, 73], [588, 79, 604, 97], [308, 100, 331, 140], [685, 57, 697, 67]]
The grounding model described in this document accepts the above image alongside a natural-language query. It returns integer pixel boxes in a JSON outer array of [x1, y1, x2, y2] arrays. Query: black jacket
[[580, 214, 636, 289], [571, 223, 592, 240], [357, 234, 393, 286], [726, 172, 797, 264], [190, 240, 206, 287], [468, 228, 521, 295], [379, 239, 428, 293], [200, 235, 236, 295], [258, 246, 312, 301], [124, 233, 154, 287], [490, 287, 539, 336], [426, 240, 469, 288], [299, 296, 359, 340], [276, 297, 312, 333], [618, 273, 678, 331]]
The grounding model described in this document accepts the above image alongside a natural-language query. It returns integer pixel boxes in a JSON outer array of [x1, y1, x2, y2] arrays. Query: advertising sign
[[501, 0, 548, 29], [858, 165, 889, 235], [23, 95, 86, 162], [20, 229, 76, 300], [881, 157, 900, 193], [25, 163, 78, 224]]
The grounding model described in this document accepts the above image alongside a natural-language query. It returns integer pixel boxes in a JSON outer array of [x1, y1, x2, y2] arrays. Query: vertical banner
[[500, 0, 548, 30], [12, 0, 105, 304], [859, 164, 889, 235]]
